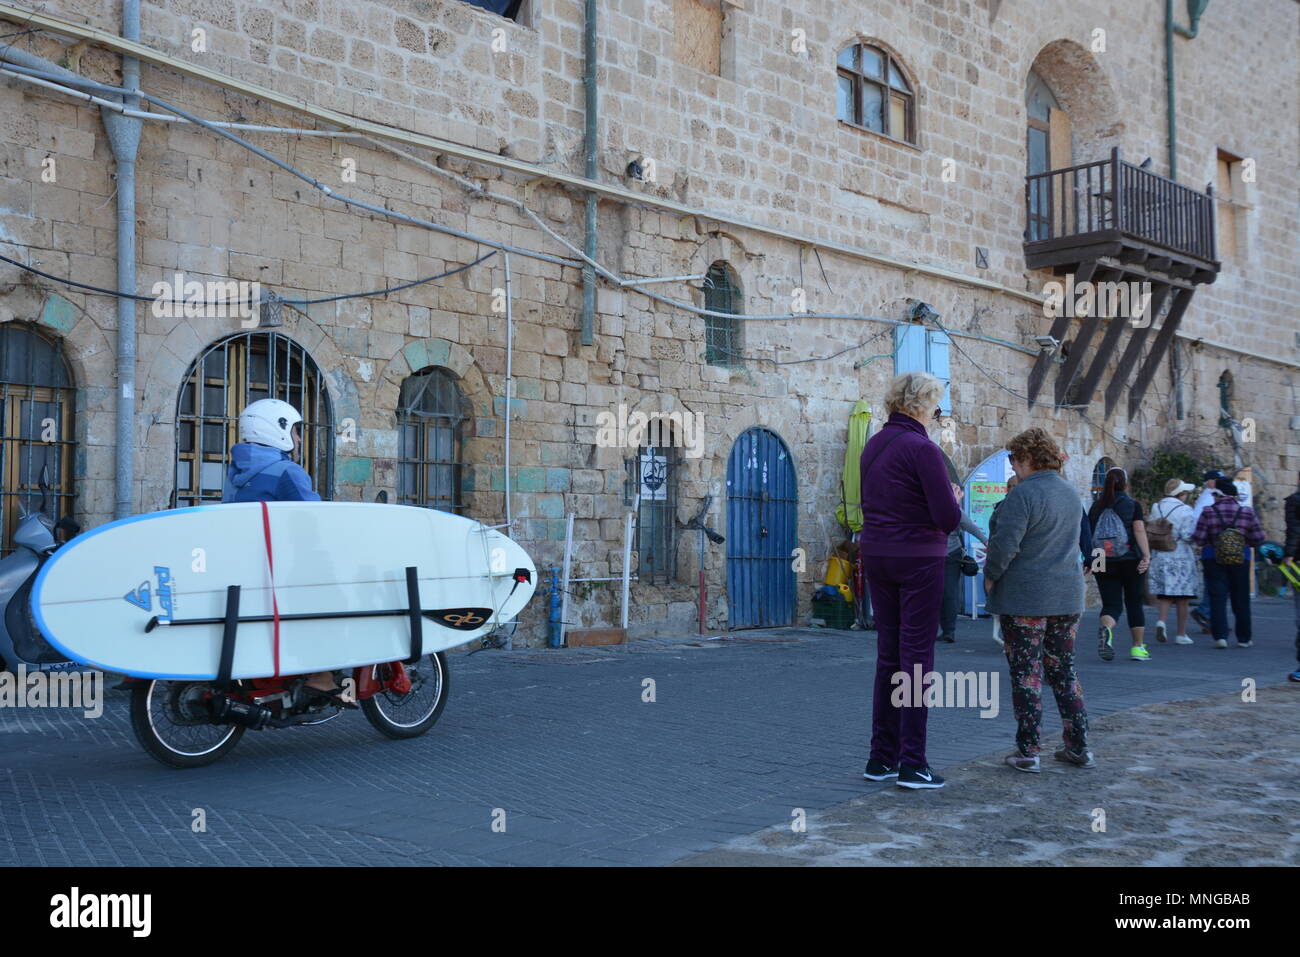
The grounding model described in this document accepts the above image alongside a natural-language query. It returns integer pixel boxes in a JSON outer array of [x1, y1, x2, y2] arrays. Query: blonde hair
[[1164, 477, 1191, 500], [884, 371, 944, 420]]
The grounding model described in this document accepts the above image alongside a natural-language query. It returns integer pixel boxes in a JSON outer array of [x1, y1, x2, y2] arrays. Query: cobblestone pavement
[[2, 599, 1296, 866], [676, 687, 1300, 866]]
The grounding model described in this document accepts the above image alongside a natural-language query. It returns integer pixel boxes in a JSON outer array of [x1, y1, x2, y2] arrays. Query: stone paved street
[[678, 688, 1300, 866], [2, 599, 1296, 866]]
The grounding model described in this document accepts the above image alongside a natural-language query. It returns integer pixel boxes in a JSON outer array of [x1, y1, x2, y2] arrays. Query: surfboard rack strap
[[404, 566, 423, 664], [216, 584, 241, 688]]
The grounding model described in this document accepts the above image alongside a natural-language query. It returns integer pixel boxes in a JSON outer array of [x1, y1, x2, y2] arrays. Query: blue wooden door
[[726, 428, 797, 628]]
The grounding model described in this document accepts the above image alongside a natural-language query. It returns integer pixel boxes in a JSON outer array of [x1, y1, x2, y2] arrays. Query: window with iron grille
[[625, 425, 679, 584], [703, 262, 742, 367], [0, 324, 75, 555], [398, 367, 468, 514], [174, 332, 333, 507], [836, 41, 916, 144]]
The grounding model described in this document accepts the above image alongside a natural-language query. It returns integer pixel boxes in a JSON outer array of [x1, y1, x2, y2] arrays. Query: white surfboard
[[31, 502, 537, 680]]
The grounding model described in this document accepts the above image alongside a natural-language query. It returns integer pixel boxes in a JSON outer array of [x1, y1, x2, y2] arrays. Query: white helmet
[[238, 398, 302, 452]]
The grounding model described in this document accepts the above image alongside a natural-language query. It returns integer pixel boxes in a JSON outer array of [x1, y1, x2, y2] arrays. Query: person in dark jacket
[[1284, 472, 1300, 681], [859, 372, 962, 790], [222, 398, 346, 702], [1191, 479, 1266, 649]]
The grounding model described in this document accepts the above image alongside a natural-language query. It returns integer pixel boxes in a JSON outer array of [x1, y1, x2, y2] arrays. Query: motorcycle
[[130, 655, 450, 769], [6, 477, 452, 769], [0, 469, 83, 675]]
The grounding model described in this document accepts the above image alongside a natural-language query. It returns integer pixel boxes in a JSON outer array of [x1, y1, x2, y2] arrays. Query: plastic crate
[[812, 596, 856, 630]]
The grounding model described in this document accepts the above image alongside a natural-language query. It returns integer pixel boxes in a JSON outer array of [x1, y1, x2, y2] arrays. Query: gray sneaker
[[1054, 746, 1097, 768]]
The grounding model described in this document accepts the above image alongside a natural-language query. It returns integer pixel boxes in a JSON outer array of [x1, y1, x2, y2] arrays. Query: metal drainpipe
[[503, 251, 513, 527], [1166, 0, 1211, 181], [102, 0, 142, 519], [580, 0, 597, 347]]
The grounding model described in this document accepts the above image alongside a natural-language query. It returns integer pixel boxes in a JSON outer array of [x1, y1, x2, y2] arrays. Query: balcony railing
[[1025, 148, 1217, 263]]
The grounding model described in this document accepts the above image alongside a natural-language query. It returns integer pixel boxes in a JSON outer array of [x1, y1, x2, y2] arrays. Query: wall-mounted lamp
[[1033, 334, 1060, 355]]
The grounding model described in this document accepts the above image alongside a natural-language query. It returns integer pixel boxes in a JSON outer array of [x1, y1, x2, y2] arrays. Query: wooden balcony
[[1024, 148, 1219, 284], [1022, 149, 1220, 421]]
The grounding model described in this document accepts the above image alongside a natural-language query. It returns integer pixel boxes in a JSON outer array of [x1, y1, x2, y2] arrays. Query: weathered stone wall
[[0, 0, 1294, 643]]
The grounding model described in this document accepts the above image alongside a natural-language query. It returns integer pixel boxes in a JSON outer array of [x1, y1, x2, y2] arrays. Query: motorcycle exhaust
[[208, 694, 271, 730]]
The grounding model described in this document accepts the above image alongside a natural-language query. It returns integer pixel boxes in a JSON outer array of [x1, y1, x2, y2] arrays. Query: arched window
[[837, 41, 916, 143], [703, 262, 742, 367], [1091, 456, 1115, 502], [397, 367, 469, 513], [175, 332, 333, 507], [0, 324, 75, 553]]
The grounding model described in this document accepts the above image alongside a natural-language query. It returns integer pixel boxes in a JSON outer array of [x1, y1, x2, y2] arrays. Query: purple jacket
[[859, 413, 962, 558]]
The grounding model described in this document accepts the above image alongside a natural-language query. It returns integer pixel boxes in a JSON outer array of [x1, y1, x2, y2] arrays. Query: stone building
[[0, 0, 1295, 644]]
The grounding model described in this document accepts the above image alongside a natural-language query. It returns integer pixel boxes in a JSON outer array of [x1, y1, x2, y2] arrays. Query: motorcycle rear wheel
[[361, 652, 449, 739], [130, 680, 244, 769]]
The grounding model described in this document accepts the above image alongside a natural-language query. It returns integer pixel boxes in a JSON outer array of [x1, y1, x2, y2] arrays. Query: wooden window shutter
[[1048, 108, 1072, 235]]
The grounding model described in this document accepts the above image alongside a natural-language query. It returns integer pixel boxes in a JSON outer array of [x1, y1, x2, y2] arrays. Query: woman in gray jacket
[[983, 428, 1094, 773]]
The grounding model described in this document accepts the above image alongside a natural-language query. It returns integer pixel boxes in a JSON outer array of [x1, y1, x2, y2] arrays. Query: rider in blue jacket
[[222, 398, 321, 504], [223, 399, 350, 704]]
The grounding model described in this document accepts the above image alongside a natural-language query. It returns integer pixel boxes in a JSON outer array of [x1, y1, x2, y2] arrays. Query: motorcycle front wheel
[[361, 652, 449, 739], [129, 680, 245, 769]]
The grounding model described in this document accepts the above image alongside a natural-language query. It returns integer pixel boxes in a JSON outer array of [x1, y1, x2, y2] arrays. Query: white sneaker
[[1174, 634, 1193, 645], [1214, 638, 1228, 649], [1155, 621, 1167, 643]]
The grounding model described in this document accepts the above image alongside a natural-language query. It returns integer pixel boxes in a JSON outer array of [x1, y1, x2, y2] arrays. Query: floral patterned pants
[[1000, 613, 1089, 756]]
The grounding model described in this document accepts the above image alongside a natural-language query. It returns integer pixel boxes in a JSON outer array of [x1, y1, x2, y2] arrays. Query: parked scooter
[[0, 469, 82, 674]]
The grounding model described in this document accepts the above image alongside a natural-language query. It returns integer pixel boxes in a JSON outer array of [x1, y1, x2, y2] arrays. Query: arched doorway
[[173, 332, 333, 506], [726, 427, 797, 628]]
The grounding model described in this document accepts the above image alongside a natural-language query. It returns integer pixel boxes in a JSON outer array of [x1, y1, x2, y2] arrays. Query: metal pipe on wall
[[620, 494, 637, 631], [1166, 0, 1211, 181], [558, 513, 575, 648], [503, 251, 514, 528], [580, 0, 597, 347], [102, 0, 142, 519]]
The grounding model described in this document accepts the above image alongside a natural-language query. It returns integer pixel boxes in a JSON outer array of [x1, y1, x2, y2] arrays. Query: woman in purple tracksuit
[[859, 372, 962, 790]]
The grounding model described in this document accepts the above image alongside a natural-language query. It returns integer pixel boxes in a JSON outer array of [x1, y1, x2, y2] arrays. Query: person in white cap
[[222, 398, 321, 504], [1147, 478, 1199, 644]]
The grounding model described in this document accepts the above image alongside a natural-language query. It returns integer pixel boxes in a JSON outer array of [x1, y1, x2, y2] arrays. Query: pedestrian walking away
[[1190, 470, 1226, 633], [1088, 468, 1152, 661], [982, 428, 1092, 773], [1147, 479, 1199, 646], [858, 372, 962, 791], [1191, 479, 1267, 649]]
